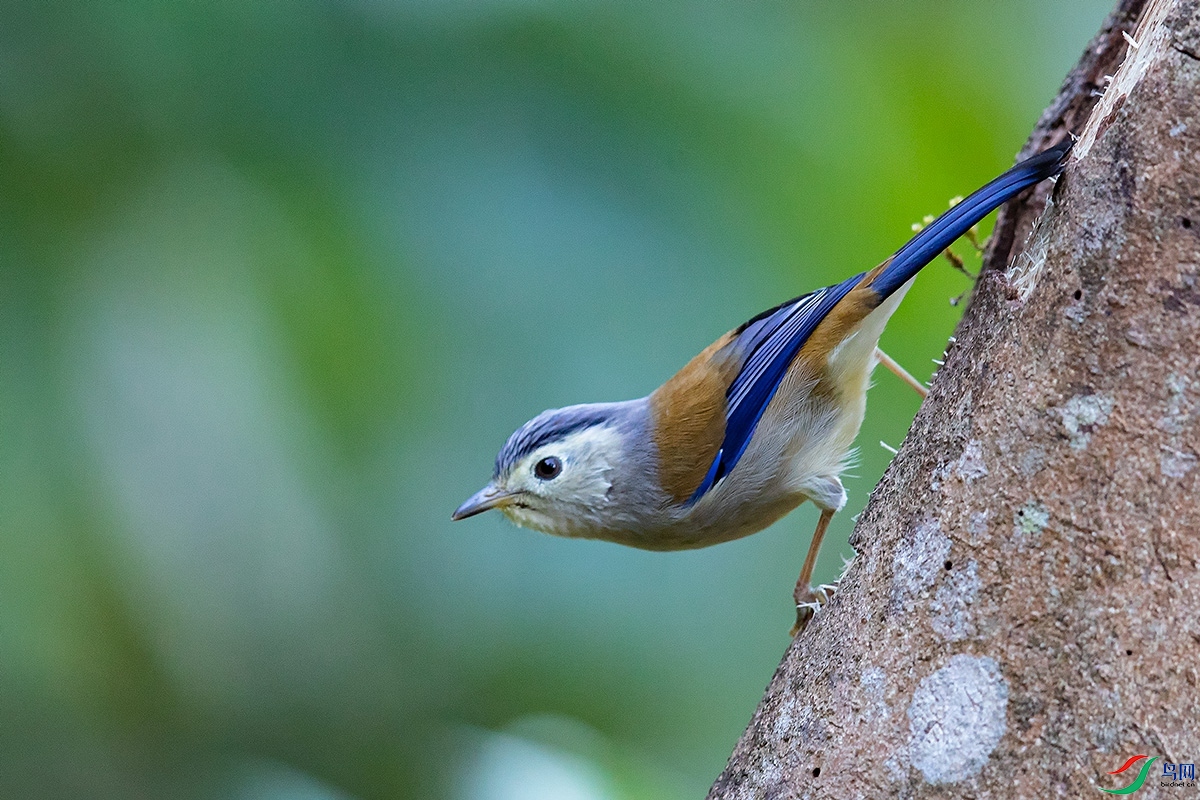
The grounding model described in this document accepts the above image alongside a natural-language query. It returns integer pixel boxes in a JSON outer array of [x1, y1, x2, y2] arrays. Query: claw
[[793, 556, 856, 635], [791, 600, 823, 636], [792, 583, 837, 635]]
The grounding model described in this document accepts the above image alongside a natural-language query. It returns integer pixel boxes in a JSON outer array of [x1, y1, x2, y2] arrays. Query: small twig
[[942, 247, 977, 280], [964, 227, 982, 251]]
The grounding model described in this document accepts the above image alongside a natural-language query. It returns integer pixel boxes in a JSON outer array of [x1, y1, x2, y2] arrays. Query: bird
[[453, 140, 1071, 633]]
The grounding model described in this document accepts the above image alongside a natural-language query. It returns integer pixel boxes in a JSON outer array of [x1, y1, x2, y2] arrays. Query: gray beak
[[452, 484, 517, 521]]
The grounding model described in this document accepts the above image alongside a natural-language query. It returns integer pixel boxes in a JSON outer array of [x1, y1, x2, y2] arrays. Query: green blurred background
[[0, 2, 1108, 798]]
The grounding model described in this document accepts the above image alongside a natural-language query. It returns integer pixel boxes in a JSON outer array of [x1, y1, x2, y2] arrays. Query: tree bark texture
[[710, 0, 1200, 797]]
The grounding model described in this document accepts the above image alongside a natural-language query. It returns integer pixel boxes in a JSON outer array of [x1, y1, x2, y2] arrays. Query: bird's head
[[452, 401, 653, 538]]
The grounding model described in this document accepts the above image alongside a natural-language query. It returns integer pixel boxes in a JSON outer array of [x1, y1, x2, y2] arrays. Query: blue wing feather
[[688, 272, 864, 502], [687, 139, 1072, 504]]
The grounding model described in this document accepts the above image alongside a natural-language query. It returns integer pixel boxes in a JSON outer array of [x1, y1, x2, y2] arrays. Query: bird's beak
[[452, 484, 517, 521]]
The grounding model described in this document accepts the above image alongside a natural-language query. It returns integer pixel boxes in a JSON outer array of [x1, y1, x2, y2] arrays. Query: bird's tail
[[868, 139, 1072, 300]]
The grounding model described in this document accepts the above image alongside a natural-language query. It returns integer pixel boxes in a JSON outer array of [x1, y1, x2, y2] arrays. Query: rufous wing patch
[[650, 332, 736, 503], [796, 264, 886, 371]]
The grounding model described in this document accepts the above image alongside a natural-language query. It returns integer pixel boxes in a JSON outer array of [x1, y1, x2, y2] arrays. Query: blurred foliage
[[0, 1, 1109, 798]]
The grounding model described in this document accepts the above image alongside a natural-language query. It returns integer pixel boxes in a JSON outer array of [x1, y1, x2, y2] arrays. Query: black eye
[[534, 456, 562, 480]]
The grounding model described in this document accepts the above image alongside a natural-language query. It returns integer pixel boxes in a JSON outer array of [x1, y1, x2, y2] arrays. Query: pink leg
[[876, 347, 928, 398], [792, 508, 835, 635]]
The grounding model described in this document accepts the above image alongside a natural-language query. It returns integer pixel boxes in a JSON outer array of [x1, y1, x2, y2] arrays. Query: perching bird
[[453, 140, 1071, 632]]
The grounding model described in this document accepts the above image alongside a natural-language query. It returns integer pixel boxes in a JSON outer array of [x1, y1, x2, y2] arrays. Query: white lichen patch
[[1157, 372, 1194, 435], [908, 655, 1009, 784], [930, 560, 981, 642], [1018, 447, 1047, 476], [859, 667, 890, 722], [1157, 375, 1196, 479], [892, 519, 952, 603], [1063, 297, 1088, 325], [954, 440, 989, 483], [931, 441, 989, 492], [1015, 501, 1050, 537], [1126, 326, 1152, 347], [884, 754, 910, 784], [1161, 447, 1197, 478], [770, 695, 814, 743], [1055, 392, 1115, 450]]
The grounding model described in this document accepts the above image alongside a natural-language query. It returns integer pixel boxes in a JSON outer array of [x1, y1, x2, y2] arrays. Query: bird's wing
[[688, 271, 865, 503], [688, 140, 1074, 504]]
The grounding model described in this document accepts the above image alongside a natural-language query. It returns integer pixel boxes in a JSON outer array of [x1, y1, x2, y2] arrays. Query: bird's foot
[[791, 582, 840, 636]]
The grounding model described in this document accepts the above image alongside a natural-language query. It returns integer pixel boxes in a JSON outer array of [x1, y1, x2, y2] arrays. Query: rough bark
[[709, 0, 1200, 797]]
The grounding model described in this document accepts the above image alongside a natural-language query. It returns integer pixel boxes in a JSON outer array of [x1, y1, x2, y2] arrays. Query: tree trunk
[[709, 0, 1200, 797]]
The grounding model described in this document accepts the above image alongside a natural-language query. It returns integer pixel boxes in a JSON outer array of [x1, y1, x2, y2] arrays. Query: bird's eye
[[534, 456, 562, 480]]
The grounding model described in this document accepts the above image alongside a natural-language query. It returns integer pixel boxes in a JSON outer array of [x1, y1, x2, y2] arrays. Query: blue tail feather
[[870, 139, 1072, 299], [685, 140, 1071, 505]]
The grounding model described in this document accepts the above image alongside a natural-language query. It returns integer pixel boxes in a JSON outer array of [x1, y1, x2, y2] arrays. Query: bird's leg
[[791, 508, 835, 636], [875, 347, 928, 399]]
